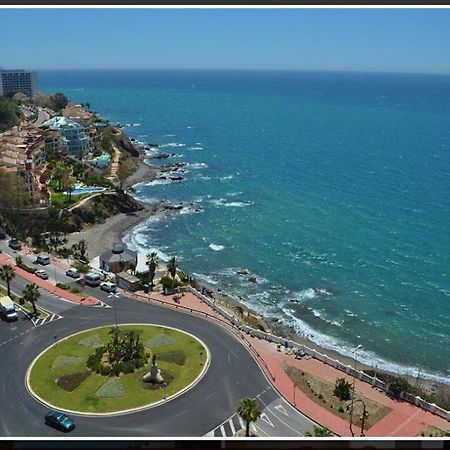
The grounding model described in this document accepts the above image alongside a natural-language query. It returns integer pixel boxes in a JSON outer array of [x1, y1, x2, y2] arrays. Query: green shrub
[[17, 262, 35, 274], [74, 262, 90, 274], [56, 282, 69, 290], [334, 377, 352, 401], [99, 365, 111, 376], [318, 393, 323, 400], [338, 406, 345, 413], [69, 287, 81, 294], [160, 275, 182, 291]]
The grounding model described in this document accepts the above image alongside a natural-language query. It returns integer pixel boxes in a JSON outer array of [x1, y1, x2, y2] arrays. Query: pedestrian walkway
[[205, 414, 245, 437], [125, 287, 450, 437]]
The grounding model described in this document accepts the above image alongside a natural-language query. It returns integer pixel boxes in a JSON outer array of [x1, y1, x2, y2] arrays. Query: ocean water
[[40, 69, 450, 383]]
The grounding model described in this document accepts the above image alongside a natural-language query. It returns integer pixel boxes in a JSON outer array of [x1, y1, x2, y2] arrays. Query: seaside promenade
[[126, 288, 450, 437]]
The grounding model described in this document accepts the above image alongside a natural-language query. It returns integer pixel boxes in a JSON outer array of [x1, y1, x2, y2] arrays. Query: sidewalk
[[0, 252, 99, 306], [125, 288, 450, 437]]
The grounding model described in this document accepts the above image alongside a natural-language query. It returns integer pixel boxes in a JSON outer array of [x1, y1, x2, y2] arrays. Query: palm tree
[[15, 255, 23, 266], [305, 426, 334, 437], [22, 283, 40, 315], [146, 252, 159, 288], [167, 257, 177, 279], [237, 398, 261, 437], [0, 264, 16, 297]]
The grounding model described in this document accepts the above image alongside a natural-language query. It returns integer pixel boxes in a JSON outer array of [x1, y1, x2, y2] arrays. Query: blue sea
[[40, 69, 450, 383]]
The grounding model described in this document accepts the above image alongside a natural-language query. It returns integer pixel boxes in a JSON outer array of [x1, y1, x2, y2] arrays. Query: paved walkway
[[0, 253, 99, 306], [126, 288, 450, 437]]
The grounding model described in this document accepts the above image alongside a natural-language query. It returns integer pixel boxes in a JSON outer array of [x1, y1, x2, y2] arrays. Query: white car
[[100, 282, 117, 293], [66, 268, 80, 279], [35, 270, 49, 280]]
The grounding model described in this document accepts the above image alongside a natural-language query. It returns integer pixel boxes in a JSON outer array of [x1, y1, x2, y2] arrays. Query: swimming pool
[[68, 185, 106, 195]]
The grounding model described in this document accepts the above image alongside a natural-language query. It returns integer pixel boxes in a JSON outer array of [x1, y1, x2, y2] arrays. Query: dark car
[[0, 228, 6, 239], [8, 238, 22, 250], [45, 411, 75, 432]]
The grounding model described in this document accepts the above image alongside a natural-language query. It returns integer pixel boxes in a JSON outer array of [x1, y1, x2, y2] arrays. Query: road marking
[[257, 394, 304, 436], [274, 404, 289, 416], [0, 327, 33, 347], [219, 425, 226, 437], [229, 417, 236, 435], [30, 312, 63, 328], [259, 412, 274, 427]]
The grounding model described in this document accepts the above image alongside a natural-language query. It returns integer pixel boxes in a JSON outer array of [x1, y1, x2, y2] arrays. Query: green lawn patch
[[56, 371, 91, 392], [52, 355, 85, 371], [95, 377, 126, 398], [28, 325, 207, 413], [156, 350, 186, 366], [79, 334, 103, 349], [146, 334, 177, 348]]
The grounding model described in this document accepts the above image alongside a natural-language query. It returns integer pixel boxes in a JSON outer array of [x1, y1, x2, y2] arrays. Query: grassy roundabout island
[[27, 324, 209, 415]]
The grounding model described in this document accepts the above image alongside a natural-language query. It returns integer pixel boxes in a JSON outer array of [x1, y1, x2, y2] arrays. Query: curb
[[25, 323, 210, 417]]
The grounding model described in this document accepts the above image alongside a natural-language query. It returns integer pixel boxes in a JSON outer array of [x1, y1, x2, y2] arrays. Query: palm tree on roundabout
[[0, 264, 16, 298], [237, 398, 261, 437], [146, 252, 159, 289], [305, 426, 334, 437], [22, 283, 40, 316]]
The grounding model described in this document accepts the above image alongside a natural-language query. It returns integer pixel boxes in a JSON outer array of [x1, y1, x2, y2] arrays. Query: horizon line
[[31, 67, 450, 76]]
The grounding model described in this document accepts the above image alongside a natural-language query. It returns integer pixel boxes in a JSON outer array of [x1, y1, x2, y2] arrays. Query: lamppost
[[348, 398, 368, 436], [349, 344, 362, 437], [108, 292, 120, 330]]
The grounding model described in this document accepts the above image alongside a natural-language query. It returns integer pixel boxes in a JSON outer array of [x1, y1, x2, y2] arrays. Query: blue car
[[45, 411, 75, 432]]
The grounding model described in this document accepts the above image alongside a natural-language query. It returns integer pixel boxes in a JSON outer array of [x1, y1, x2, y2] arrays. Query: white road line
[[229, 418, 236, 435]]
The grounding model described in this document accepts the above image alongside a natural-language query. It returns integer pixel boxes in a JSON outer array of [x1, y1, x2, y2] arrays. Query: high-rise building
[[0, 68, 38, 98]]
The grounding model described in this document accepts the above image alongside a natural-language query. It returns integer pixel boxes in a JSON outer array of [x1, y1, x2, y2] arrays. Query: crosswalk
[[205, 413, 248, 437]]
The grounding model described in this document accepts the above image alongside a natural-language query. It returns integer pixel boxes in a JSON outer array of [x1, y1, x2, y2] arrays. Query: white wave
[[145, 179, 173, 186], [187, 126, 194, 129], [219, 175, 234, 181], [227, 191, 242, 197], [160, 142, 186, 148], [209, 198, 253, 208], [192, 272, 219, 285], [188, 147, 203, 150], [188, 162, 208, 169], [162, 134, 176, 137], [209, 243, 225, 252], [180, 205, 203, 215], [196, 142, 203, 145]]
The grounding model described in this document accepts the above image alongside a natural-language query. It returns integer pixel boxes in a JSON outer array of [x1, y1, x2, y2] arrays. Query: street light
[[108, 292, 120, 330], [349, 344, 362, 437]]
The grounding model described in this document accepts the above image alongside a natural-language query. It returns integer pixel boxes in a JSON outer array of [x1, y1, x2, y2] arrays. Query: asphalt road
[[0, 242, 316, 438]]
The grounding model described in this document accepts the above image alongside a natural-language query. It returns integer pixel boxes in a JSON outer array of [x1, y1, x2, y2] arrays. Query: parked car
[[45, 411, 75, 432], [35, 270, 49, 280], [65, 268, 80, 279], [8, 238, 22, 250], [100, 282, 117, 293], [36, 255, 50, 265]]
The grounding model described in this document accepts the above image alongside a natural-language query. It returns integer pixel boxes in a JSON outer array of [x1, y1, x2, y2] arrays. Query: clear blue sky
[[1, 8, 450, 74]]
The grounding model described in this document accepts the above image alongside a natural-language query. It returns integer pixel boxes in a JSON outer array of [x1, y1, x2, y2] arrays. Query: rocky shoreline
[[70, 136, 449, 405]]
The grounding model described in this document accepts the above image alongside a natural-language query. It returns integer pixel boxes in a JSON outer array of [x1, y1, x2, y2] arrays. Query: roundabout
[[27, 324, 209, 415]]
